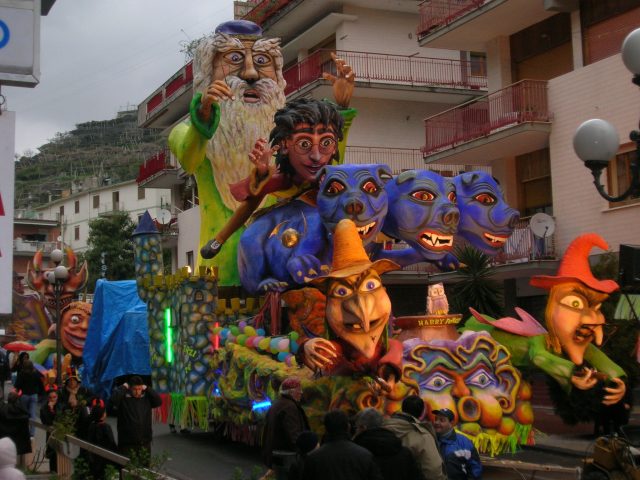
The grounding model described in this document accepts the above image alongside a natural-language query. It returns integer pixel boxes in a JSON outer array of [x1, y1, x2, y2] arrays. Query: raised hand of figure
[[571, 367, 598, 390], [248, 138, 279, 178], [602, 377, 626, 406], [322, 52, 355, 108], [303, 338, 338, 371], [199, 80, 234, 123]]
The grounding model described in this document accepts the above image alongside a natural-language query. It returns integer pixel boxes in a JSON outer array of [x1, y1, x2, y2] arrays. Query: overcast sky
[[5, 0, 234, 156]]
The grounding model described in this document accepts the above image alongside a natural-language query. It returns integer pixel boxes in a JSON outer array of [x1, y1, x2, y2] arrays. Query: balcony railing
[[243, 0, 293, 25], [13, 239, 58, 254], [283, 49, 487, 96], [417, 0, 485, 38], [140, 62, 193, 122], [136, 149, 176, 184], [345, 146, 491, 176], [422, 79, 549, 157]]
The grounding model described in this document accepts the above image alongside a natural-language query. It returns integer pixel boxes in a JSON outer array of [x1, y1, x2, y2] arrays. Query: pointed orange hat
[[530, 233, 619, 293], [311, 219, 399, 287]]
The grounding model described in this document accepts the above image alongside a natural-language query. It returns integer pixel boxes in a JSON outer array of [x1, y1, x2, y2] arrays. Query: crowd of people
[[261, 376, 482, 480], [0, 351, 161, 479]]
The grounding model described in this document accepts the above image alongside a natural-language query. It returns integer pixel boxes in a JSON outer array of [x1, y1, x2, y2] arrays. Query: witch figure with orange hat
[[297, 219, 403, 391], [466, 233, 626, 405]]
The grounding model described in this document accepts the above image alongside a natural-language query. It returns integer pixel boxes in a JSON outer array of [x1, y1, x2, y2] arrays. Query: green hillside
[[14, 110, 166, 209]]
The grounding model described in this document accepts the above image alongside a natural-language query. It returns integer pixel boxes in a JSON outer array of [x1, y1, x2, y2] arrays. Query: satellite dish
[[157, 209, 172, 225], [530, 213, 556, 238]]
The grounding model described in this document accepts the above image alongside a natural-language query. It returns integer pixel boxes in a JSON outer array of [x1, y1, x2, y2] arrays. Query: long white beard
[[206, 76, 285, 211]]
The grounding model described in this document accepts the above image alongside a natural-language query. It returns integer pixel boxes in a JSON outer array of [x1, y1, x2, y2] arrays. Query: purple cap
[[432, 408, 455, 422], [215, 20, 263, 38]]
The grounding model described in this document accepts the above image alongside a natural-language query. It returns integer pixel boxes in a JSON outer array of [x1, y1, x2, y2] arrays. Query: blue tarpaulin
[[82, 279, 150, 400]]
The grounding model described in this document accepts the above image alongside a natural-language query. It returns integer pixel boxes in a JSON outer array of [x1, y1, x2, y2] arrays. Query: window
[[138, 187, 146, 200], [186, 251, 194, 273], [93, 195, 99, 209], [112, 191, 120, 211], [59, 206, 64, 218], [516, 148, 553, 216], [607, 145, 640, 207], [74, 200, 80, 214], [74, 226, 80, 241]]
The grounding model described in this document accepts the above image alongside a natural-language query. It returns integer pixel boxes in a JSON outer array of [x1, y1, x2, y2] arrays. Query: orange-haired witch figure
[[466, 233, 626, 405]]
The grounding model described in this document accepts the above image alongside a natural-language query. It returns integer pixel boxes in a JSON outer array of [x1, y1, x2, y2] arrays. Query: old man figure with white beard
[[169, 20, 286, 285]]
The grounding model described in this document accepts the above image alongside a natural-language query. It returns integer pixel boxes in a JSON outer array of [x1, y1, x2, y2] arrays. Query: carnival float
[[10, 19, 631, 460]]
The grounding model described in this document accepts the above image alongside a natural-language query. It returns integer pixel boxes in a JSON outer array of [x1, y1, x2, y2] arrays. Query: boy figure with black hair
[[383, 396, 447, 480], [111, 375, 161, 465], [433, 408, 482, 480]]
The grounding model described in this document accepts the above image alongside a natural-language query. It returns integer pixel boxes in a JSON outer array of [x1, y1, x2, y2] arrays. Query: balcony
[[137, 149, 182, 189], [417, 0, 556, 51], [13, 239, 58, 256], [422, 79, 552, 165], [284, 49, 487, 103], [138, 62, 193, 129], [345, 146, 491, 175]]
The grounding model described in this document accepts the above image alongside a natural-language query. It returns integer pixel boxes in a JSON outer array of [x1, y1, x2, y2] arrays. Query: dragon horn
[[27, 250, 44, 290], [32, 250, 43, 272], [66, 247, 76, 270]]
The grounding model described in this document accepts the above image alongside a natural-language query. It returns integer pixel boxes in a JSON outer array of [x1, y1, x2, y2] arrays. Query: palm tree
[[449, 245, 504, 320]]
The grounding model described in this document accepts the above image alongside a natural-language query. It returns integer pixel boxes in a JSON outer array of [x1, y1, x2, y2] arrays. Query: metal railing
[[137, 149, 176, 184], [497, 217, 556, 263], [243, 0, 293, 25], [345, 145, 491, 175], [422, 79, 549, 156], [13, 239, 58, 253], [283, 49, 487, 96], [417, 0, 485, 38]]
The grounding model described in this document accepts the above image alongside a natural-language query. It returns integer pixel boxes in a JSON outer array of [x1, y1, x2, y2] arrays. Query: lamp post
[[573, 27, 640, 202], [45, 249, 69, 389]]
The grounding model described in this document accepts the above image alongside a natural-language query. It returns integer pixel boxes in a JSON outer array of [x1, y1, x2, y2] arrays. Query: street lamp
[[45, 249, 69, 388], [573, 27, 640, 202]]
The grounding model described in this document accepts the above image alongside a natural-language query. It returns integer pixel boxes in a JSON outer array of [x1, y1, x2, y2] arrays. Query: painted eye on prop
[[448, 191, 457, 203], [560, 294, 585, 310], [324, 180, 345, 196], [359, 278, 381, 292], [422, 373, 453, 392], [361, 180, 379, 194], [224, 51, 245, 64], [70, 315, 81, 325], [330, 284, 353, 298], [296, 139, 313, 151], [253, 54, 272, 66], [411, 190, 435, 202], [467, 368, 496, 388], [473, 193, 496, 204], [319, 137, 337, 151]]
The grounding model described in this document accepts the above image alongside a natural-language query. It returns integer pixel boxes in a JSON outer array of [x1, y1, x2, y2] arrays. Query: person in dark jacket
[[13, 360, 44, 437], [110, 375, 161, 465], [40, 387, 62, 473], [0, 391, 32, 460], [59, 372, 93, 440], [302, 410, 383, 480], [433, 408, 482, 480], [87, 399, 118, 480], [261, 377, 310, 477], [288, 430, 318, 480], [353, 408, 423, 480]]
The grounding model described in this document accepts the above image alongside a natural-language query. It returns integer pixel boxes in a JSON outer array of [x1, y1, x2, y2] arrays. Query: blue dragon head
[[383, 170, 459, 260], [453, 171, 520, 255], [317, 164, 392, 245]]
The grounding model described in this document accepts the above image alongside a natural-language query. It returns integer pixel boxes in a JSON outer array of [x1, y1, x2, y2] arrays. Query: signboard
[[0, 0, 40, 87], [0, 111, 15, 314]]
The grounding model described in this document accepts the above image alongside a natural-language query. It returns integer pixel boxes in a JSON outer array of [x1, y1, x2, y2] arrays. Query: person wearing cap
[[111, 375, 162, 465], [433, 408, 481, 480], [261, 377, 310, 478], [302, 410, 383, 480], [383, 396, 446, 480], [353, 408, 422, 480], [466, 233, 626, 404], [87, 399, 117, 479]]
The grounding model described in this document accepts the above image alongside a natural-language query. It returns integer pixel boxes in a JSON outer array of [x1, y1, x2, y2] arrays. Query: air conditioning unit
[[544, 0, 578, 12]]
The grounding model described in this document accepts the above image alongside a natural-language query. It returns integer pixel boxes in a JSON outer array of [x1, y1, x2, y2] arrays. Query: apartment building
[[12, 212, 60, 280], [417, 0, 640, 259], [34, 179, 172, 257]]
